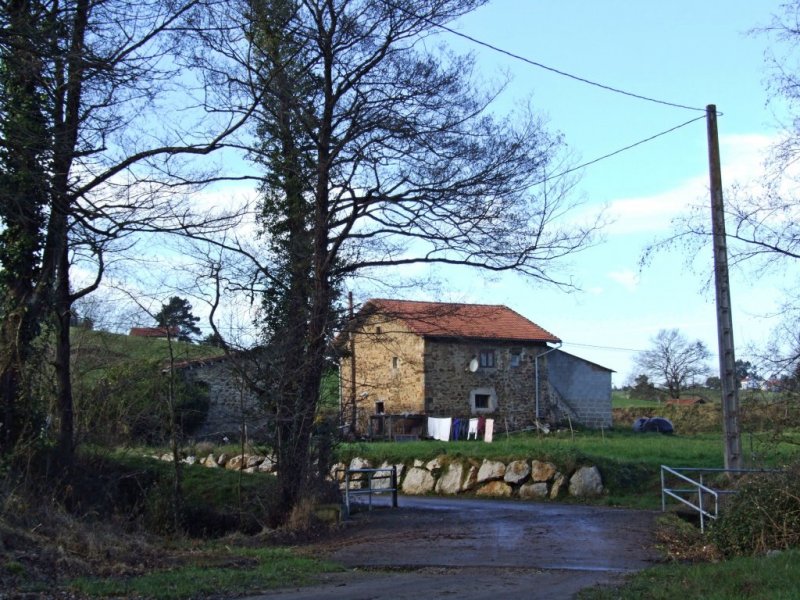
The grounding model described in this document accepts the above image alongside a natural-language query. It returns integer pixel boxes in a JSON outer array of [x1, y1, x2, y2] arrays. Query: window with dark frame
[[479, 349, 495, 368], [392, 356, 399, 369], [375, 401, 385, 414], [474, 393, 490, 409], [510, 350, 521, 367]]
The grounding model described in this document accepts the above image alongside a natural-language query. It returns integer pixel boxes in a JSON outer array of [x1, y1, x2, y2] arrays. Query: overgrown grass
[[579, 549, 800, 599], [69, 547, 340, 599]]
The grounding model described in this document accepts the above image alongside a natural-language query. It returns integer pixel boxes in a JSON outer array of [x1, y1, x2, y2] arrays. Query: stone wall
[[180, 357, 267, 442], [331, 455, 604, 500], [547, 350, 612, 428], [156, 450, 605, 501]]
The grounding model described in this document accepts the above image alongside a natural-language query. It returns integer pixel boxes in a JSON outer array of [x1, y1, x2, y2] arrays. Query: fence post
[[344, 470, 351, 518], [391, 465, 398, 508]]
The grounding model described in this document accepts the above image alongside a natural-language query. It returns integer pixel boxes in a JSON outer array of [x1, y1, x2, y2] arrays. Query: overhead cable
[[534, 114, 707, 185]]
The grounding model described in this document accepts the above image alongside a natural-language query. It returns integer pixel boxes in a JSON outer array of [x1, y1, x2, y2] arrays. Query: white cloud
[[608, 269, 639, 292], [603, 133, 779, 236]]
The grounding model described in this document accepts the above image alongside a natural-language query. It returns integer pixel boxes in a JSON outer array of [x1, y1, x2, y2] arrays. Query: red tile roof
[[363, 299, 560, 343]]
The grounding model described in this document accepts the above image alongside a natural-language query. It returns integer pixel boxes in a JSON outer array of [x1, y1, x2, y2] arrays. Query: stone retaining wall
[[153, 452, 604, 500]]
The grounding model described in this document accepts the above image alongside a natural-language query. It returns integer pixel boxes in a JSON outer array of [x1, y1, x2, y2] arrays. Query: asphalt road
[[244, 495, 660, 599]]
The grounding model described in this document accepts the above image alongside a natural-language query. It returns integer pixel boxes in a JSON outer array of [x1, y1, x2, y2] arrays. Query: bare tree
[[635, 329, 711, 399], [189, 0, 601, 518], [0, 0, 248, 462]]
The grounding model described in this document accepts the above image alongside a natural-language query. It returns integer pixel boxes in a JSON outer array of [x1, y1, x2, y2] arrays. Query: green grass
[[338, 429, 800, 508], [579, 549, 800, 599], [69, 547, 340, 600], [613, 391, 662, 408]]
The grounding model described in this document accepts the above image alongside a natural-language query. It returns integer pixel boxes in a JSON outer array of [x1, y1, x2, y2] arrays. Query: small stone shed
[[339, 298, 613, 433], [172, 353, 267, 442]]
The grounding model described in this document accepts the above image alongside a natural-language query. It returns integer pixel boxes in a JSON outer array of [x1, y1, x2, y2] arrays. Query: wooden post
[[348, 292, 357, 437], [707, 104, 743, 470]]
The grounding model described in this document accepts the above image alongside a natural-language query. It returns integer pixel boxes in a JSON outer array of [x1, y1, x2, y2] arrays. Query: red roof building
[[128, 326, 179, 338], [362, 299, 560, 343]]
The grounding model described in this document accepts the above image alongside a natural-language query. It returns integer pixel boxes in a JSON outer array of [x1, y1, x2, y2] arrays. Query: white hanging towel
[[427, 417, 453, 442], [484, 418, 494, 443], [467, 418, 479, 440]]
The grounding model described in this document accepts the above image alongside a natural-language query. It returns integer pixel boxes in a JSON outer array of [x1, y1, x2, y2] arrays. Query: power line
[[534, 114, 707, 185], [562, 341, 644, 353], [424, 13, 707, 113]]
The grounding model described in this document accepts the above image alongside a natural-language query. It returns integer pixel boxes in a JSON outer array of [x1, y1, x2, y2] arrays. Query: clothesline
[[427, 416, 494, 443]]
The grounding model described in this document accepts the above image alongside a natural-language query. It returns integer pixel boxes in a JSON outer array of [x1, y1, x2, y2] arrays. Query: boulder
[[531, 460, 557, 482], [349, 456, 371, 471], [413, 459, 425, 468], [159, 453, 173, 462], [462, 464, 479, 491], [550, 473, 566, 499], [246, 455, 264, 468], [226, 454, 246, 470], [202, 454, 218, 468], [519, 482, 549, 499], [330, 462, 346, 481], [216, 453, 229, 466], [504, 460, 530, 484], [569, 466, 603, 497], [435, 462, 464, 495], [182, 455, 197, 466], [402, 467, 435, 494], [372, 462, 398, 490], [476, 459, 506, 483], [425, 456, 443, 472], [258, 456, 277, 473], [475, 480, 512, 497]]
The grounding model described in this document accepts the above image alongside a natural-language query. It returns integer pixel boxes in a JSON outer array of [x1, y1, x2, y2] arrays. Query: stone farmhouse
[[339, 299, 612, 436]]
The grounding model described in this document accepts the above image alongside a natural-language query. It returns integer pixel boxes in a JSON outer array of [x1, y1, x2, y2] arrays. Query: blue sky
[[101, 1, 794, 386], [376, 0, 792, 385]]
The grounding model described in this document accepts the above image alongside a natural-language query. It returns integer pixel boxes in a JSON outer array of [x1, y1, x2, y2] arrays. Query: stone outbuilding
[[339, 299, 612, 435]]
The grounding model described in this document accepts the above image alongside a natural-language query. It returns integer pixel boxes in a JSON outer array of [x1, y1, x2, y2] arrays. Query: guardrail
[[338, 466, 398, 518], [660, 466, 780, 532]]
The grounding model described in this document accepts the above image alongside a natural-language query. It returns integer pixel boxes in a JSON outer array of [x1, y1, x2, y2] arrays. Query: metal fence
[[660, 465, 781, 532], [338, 466, 398, 518]]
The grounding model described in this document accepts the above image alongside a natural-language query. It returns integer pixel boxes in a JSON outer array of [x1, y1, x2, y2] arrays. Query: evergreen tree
[[155, 297, 201, 342]]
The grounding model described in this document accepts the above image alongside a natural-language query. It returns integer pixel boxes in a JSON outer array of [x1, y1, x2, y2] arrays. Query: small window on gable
[[375, 326, 382, 334], [479, 349, 495, 368], [510, 350, 522, 367], [392, 356, 399, 369], [375, 401, 385, 414], [425, 397, 433, 411]]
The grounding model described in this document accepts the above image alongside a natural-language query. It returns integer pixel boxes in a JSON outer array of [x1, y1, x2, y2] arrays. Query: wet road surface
[[245, 495, 660, 599]]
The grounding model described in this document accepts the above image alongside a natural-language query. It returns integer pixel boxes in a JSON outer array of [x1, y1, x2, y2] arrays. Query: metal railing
[[338, 466, 398, 518], [660, 466, 780, 532]]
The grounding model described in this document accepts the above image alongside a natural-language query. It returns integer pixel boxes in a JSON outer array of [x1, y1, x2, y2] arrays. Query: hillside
[[70, 327, 224, 383]]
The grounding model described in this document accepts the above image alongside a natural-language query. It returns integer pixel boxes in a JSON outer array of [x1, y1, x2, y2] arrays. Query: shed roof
[[362, 298, 560, 343]]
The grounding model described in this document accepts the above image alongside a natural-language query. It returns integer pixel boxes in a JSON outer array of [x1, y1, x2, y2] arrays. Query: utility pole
[[707, 104, 743, 470], [348, 292, 357, 437]]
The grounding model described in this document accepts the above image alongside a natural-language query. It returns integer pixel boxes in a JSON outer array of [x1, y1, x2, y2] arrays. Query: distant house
[[129, 326, 179, 339], [169, 353, 266, 442], [339, 299, 613, 434]]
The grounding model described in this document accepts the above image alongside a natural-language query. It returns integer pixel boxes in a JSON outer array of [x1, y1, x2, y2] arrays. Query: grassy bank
[[579, 549, 800, 599]]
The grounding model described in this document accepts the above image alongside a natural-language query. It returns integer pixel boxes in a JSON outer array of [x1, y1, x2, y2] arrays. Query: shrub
[[710, 461, 800, 556]]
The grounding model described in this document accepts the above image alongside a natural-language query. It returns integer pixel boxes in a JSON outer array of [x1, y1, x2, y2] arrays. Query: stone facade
[[178, 356, 267, 442], [341, 317, 557, 431], [340, 301, 613, 431]]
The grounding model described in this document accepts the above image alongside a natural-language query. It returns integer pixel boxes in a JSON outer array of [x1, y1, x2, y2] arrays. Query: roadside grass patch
[[69, 547, 340, 599], [578, 548, 800, 600]]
